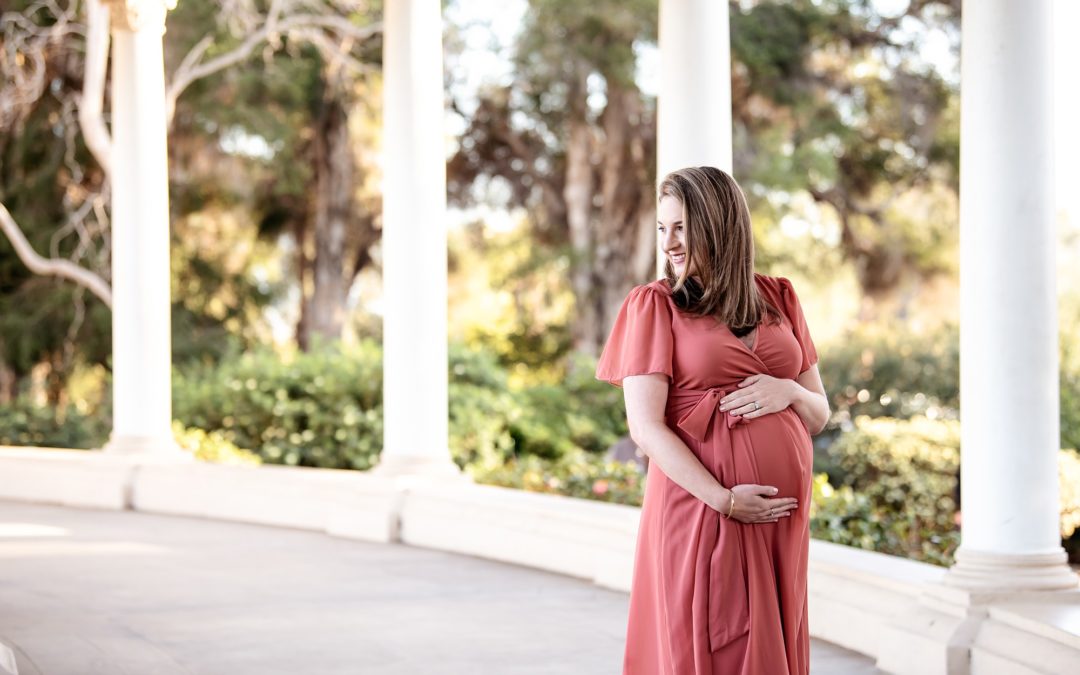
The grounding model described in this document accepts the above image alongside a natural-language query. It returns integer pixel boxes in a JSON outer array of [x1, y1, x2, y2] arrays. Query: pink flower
[[592, 479, 610, 495]]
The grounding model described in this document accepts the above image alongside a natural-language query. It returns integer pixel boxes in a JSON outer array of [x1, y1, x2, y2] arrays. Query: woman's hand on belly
[[726, 483, 799, 524], [718, 374, 796, 420]]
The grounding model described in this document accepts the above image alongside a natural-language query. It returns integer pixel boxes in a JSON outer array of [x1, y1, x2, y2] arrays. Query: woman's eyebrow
[[657, 220, 684, 225]]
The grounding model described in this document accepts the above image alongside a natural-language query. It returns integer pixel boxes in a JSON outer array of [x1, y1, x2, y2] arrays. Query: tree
[[449, 0, 962, 356], [0, 0, 381, 400], [449, 0, 659, 359]]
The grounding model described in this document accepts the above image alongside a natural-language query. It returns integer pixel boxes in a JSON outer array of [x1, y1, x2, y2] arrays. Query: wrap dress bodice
[[595, 273, 819, 675]]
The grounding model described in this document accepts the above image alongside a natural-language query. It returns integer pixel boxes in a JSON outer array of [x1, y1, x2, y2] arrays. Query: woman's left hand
[[719, 374, 796, 419]]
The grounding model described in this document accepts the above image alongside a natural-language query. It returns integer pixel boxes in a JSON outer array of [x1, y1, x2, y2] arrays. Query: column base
[[369, 454, 471, 482], [876, 565, 1080, 675], [102, 433, 191, 461], [942, 547, 1079, 592]]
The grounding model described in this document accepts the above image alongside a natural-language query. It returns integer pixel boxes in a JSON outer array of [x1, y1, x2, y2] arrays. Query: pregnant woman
[[595, 166, 830, 675]]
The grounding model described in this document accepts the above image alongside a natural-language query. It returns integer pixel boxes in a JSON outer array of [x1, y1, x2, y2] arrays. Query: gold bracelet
[[724, 489, 735, 518]]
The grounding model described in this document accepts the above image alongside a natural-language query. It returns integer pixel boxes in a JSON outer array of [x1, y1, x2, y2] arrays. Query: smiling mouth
[[670, 253, 685, 264]]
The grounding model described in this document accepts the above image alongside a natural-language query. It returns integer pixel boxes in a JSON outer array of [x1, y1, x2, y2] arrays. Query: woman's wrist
[[713, 485, 734, 516]]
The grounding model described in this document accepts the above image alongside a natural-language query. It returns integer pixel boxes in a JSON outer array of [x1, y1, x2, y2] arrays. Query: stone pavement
[[0, 500, 880, 674]]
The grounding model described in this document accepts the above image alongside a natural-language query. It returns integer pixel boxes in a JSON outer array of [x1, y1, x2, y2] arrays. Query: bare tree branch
[[1, 0, 381, 311], [164, 0, 381, 128], [78, 0, 112, 173], [0, 202, 113, 307]]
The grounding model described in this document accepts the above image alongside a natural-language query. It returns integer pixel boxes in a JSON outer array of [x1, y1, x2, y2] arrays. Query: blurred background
[[1, 0, 1077, 568]]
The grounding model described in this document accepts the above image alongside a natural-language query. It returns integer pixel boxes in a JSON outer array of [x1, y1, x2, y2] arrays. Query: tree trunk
[[564, 106, 597, 356], [294, 216, 313, 351], [594, 79, 657, 354], [307, 89, 353, 345]]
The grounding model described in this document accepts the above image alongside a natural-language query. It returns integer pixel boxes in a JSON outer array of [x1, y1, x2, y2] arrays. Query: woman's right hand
[[721, 484, 798, 524]]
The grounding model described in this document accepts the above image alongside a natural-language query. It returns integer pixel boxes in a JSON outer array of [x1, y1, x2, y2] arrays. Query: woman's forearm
[[632, 422, 728, 512], [788, 380, 829, 435]]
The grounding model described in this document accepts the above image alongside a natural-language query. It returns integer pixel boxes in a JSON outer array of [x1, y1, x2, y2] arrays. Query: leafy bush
[[172, 339, 384, 469], [0, 397, 108, 448], [470, 447, 644, 506], [448, 343, 517, 467], [450, 345, 627, 466], [809, 471, 961, 566], [811, 415, 1080, 565], [813, 415, 961, 565], [817, 323, 959, 427], [1060, 449, 1080, 547], [171, 340, 628, 471], [171, 420, 261, 465]]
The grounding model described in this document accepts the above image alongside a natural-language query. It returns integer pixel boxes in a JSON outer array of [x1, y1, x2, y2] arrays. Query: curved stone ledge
[[1, 446, 1077, 674]]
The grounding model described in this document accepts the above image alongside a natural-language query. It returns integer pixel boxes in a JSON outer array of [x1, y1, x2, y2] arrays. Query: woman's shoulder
[[619, 279, 674, 303], [641, 278, 673, 296], [753, 272, 796, 297]]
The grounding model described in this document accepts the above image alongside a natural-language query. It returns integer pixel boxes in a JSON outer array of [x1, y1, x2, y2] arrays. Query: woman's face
[[658, 194, 693, 277]]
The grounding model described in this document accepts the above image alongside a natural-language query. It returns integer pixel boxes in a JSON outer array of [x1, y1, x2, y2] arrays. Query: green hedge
[[171, 420, 262, 465], [172, 339, 384, 469], [470, 447, 644, 505], [810, 415, 1080, 566], [812, 415, 962, 566], [818, 320, 1080, 454], [817, 323, 959, 424], [0, 397, 108, 448], [171, 340, 629, 471]]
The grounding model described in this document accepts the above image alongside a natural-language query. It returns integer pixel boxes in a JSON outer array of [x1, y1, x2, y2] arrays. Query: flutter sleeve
[[595, 284, 674, 388], [776, 276, 819, 375]]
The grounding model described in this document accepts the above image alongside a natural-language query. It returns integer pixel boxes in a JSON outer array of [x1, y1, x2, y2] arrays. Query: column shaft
[[375, 0, 459, 477], [947, 0, 1074, 589], [657, 0, 733, 177], [656, 0, 733, 278], [104, 1, 181, 456]]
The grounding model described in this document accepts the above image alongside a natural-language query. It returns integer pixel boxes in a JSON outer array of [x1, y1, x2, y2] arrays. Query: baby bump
[[742, 408, 813, 498]]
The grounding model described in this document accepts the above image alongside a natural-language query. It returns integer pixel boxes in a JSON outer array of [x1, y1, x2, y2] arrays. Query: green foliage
[[448, 343, 517, 468], [811, 415, 1080, 565], [514, 0, 657, 96], [0, 397, 108, 449], [1060, 449, 1080, 543], [449, 344, 628, 467], [172, 340, 628, 472], [818, 322, 959, 425], [470, 447, 644, 506], [1060, 287, 1080, 454], [172, 339, 384, 470], [812, 415, 961, 565], [171, 420, 262, 465]]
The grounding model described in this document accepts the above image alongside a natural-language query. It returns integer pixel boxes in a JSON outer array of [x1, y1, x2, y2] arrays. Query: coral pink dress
[[595, 273, 819, 675]]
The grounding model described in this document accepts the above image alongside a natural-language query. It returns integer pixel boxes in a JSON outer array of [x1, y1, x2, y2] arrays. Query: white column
[[656, 0, 733, 278], [657, 0, 732, 177], [372, 0, 461, 478], [945, 0, 1075, 590], [102, 0, 183, 457]]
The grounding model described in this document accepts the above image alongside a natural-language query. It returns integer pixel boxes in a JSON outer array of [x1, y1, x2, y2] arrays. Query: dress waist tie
[[664, 384, 755, 652]]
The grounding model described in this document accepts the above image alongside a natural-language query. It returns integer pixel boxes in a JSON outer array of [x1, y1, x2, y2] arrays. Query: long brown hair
[[658, 166, 781, 333]]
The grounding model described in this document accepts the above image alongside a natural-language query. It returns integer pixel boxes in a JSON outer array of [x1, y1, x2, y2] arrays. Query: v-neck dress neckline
[[726, 324, 760, 355]]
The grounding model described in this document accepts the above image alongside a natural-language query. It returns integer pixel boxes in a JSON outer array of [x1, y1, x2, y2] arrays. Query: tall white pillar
[[945, 0, 1075, 590], [656, 0, 733, 278], [372, 0, 461, 478], [657, 0, 732, 177], [102, 0, 183, 457]]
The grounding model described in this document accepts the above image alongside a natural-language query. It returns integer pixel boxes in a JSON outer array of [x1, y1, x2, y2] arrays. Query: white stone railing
[[0, 446, 1076, 674]]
